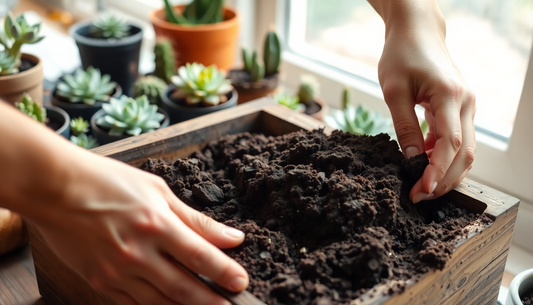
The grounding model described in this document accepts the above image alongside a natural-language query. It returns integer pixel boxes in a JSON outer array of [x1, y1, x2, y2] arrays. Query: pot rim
[[0, 53, 42, 80], [44, 105, 70, 136], [70, 21, 144, 48], [150, 5, 239, 32], [90, 107, 170, 138], [508, 268, 533, 304], [162, 84, 238, 112]]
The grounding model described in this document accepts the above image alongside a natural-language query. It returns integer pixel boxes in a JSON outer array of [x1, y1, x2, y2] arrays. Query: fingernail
[[412, 192, 431, 204], [405, 146, 420, 159], [429, 181, 438, 194], [230, 276, 248, 291], [223, 227, 244, 239]]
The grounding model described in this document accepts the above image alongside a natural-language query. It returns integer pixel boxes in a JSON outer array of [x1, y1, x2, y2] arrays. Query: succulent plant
[[90, 15, 131, 39], [164, 0, 224, 25], [297, 74, 320, 105], [263, 30, 281, 76], [325, 87, 394, 137], [171, 62, 233, 106], [154, 39, 175, 83], [15, 93, 46, 123], [55, 66, 116, 105], [274, 93, 305, 112], [0, 11, 44, 71], [133, 76, 167, 105], [0, 51, 18, 75], [96, 95, 165, 136], [70, 133, 99, 149], [70, 117, 90, 136]]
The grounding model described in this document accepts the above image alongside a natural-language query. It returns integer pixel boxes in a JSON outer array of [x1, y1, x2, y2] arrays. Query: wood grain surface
[[25, 99, 519, 305]]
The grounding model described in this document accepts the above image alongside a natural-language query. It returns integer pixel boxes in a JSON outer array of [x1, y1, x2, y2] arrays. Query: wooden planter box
[[27, 99, 520, 305]]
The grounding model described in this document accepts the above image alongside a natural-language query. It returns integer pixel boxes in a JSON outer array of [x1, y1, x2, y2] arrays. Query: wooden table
[[0, 245, 44, 305]]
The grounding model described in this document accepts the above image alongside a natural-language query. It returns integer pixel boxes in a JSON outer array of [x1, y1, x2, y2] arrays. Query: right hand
[[32, 153, 248, 305]]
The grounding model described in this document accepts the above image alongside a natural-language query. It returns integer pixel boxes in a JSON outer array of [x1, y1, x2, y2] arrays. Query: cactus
[[0, 51, 18, 75], [96, 95, 165, 136], [154, 39, 175, 84], [15, 93, 46, 123], [90, 15, 131, 39], [133, 76, 167, 105], [0, 11, 44, 71], [242, 47, 253, 73], [251, 53, 265, 82], [263, 29, 281, 76], [274, 93, 304, 112], [55, 66, 116, 105], [297, 74, 320, 105], [164, 0, 224, 25], [70, 117, 90, 136], [70, 134, 99, 149], [171, 62, 233, 107]]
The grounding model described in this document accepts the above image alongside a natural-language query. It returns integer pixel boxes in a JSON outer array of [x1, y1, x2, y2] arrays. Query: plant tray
[[27, 99, 520, 305]]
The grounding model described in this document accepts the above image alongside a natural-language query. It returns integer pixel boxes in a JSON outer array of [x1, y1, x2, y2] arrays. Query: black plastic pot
[[90, 107, 170, 145], [161, 85, 238, 124], [50, 83, 122, 122], [45, 105, 70, 139], [70, 20, 143, 96]]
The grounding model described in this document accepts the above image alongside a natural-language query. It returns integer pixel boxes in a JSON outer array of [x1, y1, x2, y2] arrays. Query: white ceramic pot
[[507, 268, 533, 305]]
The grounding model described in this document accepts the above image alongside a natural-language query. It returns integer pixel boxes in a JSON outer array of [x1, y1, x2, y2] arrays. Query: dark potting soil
[[227, 69, 279, 90], [522, 288, 533, 305], [46, 117, 62, 132], [19, 58, 36, 73], [141, 129, 492, 304], [304, 101, 321, 116]]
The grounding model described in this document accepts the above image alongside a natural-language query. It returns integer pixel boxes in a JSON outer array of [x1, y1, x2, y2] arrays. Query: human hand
[[31, 153, 248, 305], [374, 0, 476, 203]]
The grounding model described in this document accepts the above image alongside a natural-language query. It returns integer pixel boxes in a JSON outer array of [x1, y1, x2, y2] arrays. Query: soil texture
[[141, 129, 491, 304], [523, 288, 533, 305], [304, 101, 321, 116], [46, 117, 61, 132], [227, 69, 279, 90], [19, 58, 36, 73]]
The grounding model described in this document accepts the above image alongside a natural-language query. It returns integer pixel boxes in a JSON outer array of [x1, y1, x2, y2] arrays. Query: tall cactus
[[154, 39, 175, 84], [263, 29, 281, 76], [133, 76, 167, 105], [251, 52, 265, 82]]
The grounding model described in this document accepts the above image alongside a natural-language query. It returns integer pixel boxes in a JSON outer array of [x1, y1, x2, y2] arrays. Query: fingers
[[104, 289, 139, 305], [382, 81, 426, 158]]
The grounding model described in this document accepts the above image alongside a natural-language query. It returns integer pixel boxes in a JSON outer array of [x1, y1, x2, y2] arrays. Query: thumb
[[168, 195, 245, 249], [384, 89, 425, 159]]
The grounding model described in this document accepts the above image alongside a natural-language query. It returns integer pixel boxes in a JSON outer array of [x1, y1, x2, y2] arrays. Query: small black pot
[[45, 105, 70, 139], [51, 83, 122, 122], [70, 20, 143, 96], [161, 85, 238, 124], [90, 107, 170, 145]]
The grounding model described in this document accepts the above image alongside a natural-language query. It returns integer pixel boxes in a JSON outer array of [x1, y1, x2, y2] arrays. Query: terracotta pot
[[307, 97, 328, 122], [227, 69, 280, 104], [150, 5, 240, 71], [162, 84, 238, 124], [0, 208, 28, 256], [90, 107, 170, 145], [0, 53, 43, 106]]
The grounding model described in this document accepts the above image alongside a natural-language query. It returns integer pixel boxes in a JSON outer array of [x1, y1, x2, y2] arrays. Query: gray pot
[[161, 85, 238, 124], [507, 268, 533, 305], [90, 107, 170, 145], [45, 105, 70, 139]]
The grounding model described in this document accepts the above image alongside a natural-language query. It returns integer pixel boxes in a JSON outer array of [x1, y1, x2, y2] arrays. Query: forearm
[[0, 102, 88, 221], [367, 0, 446, 40]]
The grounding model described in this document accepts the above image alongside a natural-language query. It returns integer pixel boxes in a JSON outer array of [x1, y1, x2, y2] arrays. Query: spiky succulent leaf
[[15, 93, 46, 123], [2, 11, 44, 62], [90, 15, 130, 39], [70, 117, 90, 136], [171, 62, 232, 106], [56, 66, 116, 105], [274, 93, 305, 112], [70, 134, 99, 149], [96, 95, 165, 136], [164, 0, 225, 25]]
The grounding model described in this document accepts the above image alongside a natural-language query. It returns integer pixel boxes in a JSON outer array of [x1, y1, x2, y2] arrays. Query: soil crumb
[[523, 288, 533, 305], [141, 129, 492, 304]]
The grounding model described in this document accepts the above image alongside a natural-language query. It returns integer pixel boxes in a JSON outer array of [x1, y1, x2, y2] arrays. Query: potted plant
[[296, 74, 328, 121], [227, 29, 281, 104], [506, 268, 533, 305], [70, 15, 143, 96], [16, 93, 70, 139], [69, 117, 99, 149], [91, 95, 170, 145], [273, 93, 305, 113], [153, 39, 175, 84], [161, 62, 238, 124], [150, 0, 240, 71], [0, 12, 44, 105], [133, 75, 167, 106], [51, 66, 122, 122]]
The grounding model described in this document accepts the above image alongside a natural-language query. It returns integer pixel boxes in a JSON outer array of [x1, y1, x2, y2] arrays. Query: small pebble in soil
[[141, 129, 492, 305], [522, 287, 533, 305]]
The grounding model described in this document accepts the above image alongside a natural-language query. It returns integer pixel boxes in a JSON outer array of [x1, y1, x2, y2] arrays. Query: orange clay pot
[[0, 53, 43, 106], [150, 5, 240, 71]]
